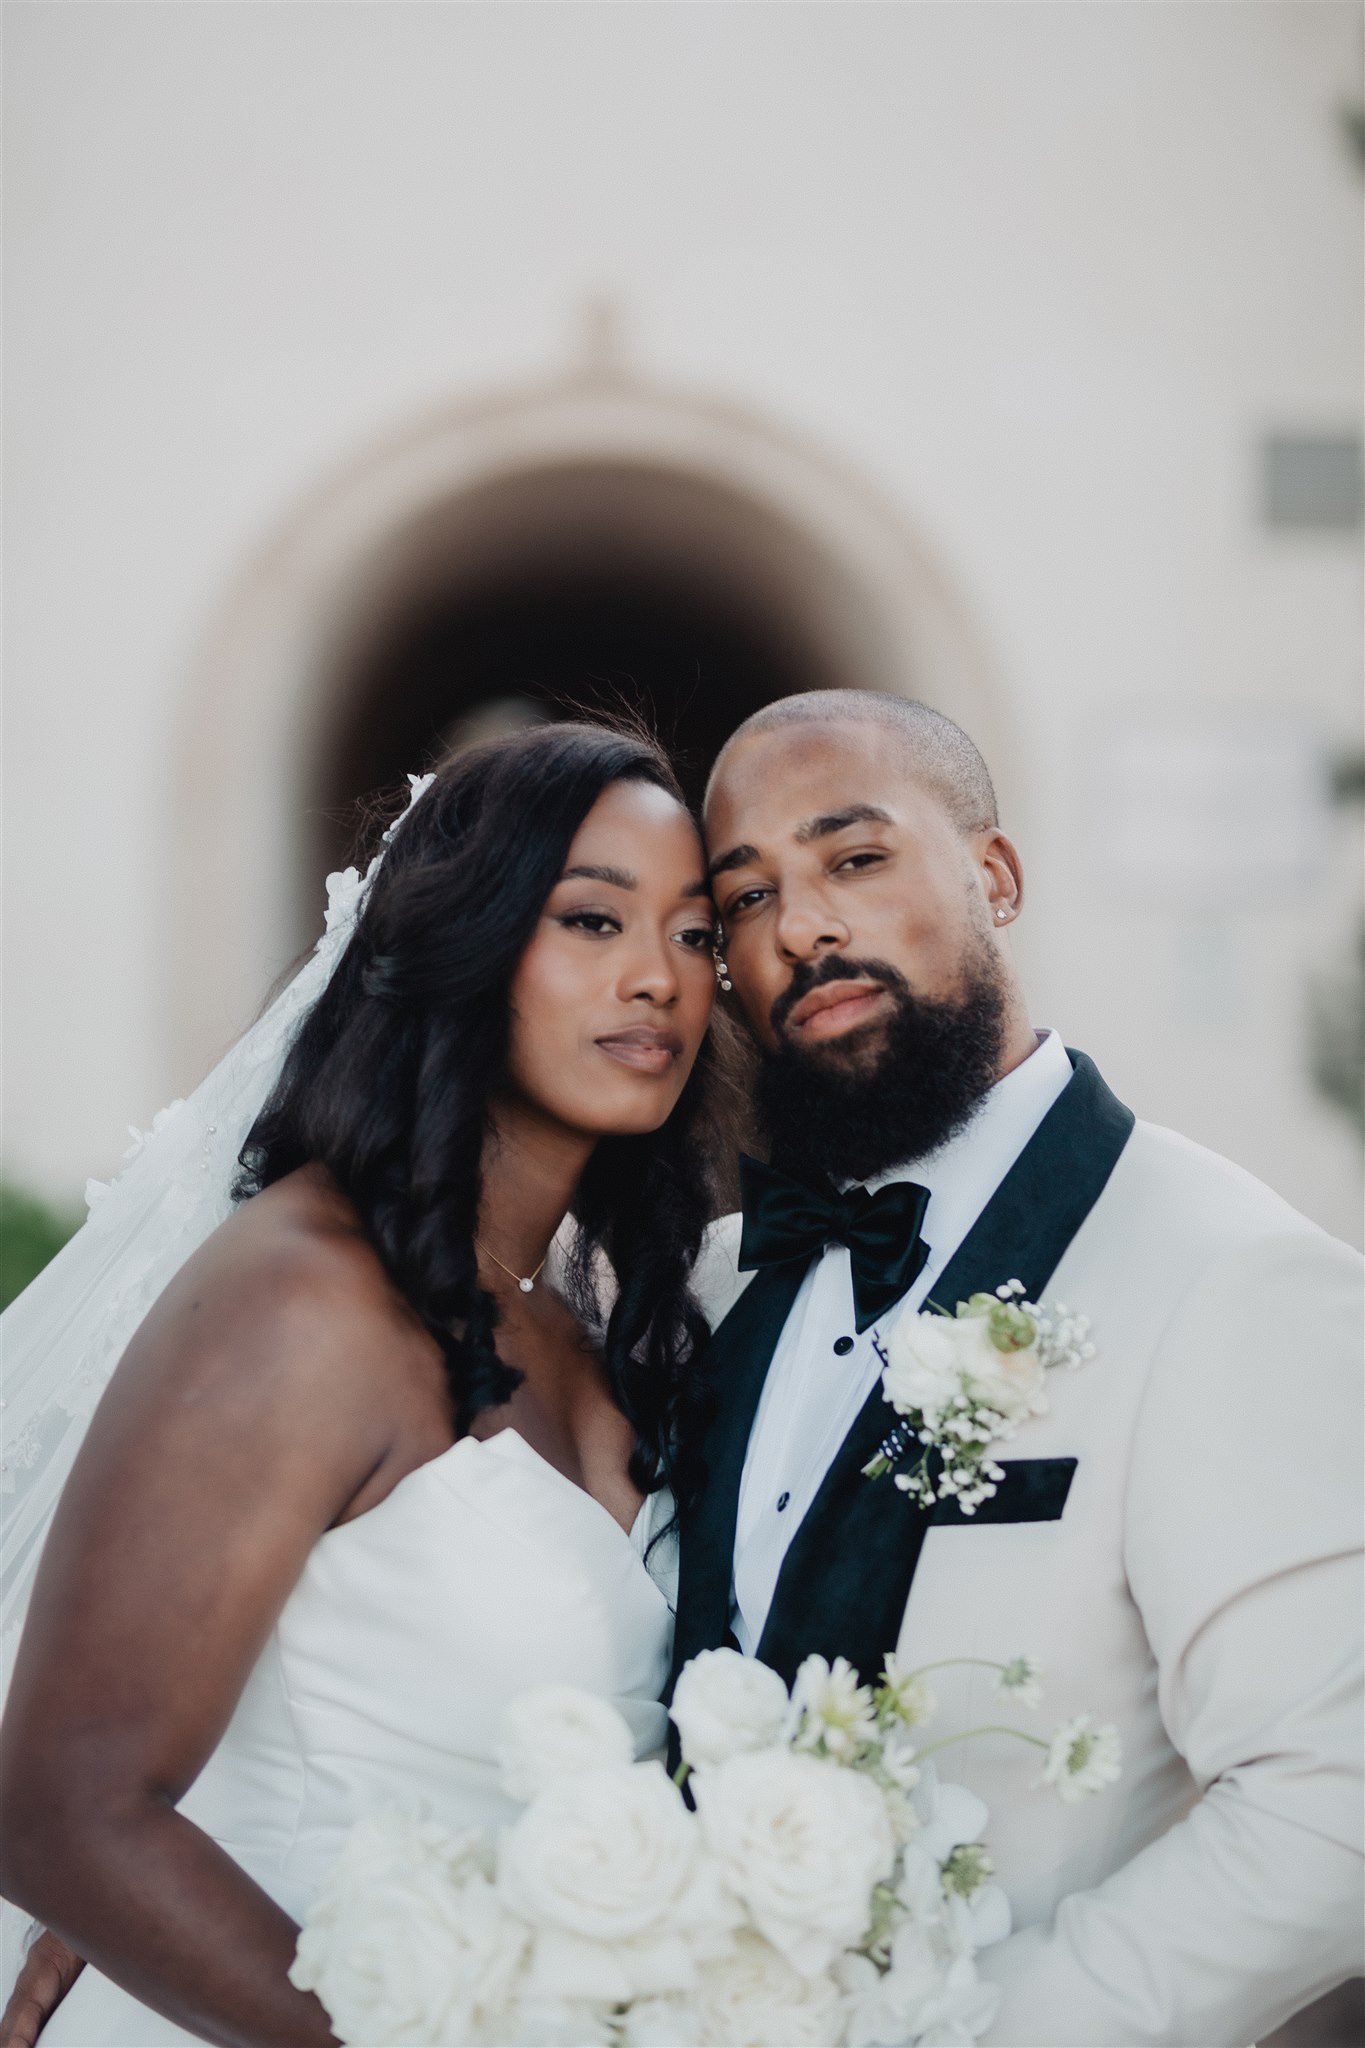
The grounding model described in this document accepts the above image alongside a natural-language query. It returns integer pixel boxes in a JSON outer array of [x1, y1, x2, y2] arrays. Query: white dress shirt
[[730, 1028, 1073, 1654]]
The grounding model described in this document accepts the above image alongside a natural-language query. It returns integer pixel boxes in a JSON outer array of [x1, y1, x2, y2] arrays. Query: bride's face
[[504, 779, 717, 1137]]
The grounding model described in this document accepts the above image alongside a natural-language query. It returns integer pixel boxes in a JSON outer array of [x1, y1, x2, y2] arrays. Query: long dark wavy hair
[[237, 721, 731, 1514]]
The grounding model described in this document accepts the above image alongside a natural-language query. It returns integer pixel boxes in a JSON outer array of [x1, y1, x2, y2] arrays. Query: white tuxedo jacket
[[680, 1055, 1363, 2048]]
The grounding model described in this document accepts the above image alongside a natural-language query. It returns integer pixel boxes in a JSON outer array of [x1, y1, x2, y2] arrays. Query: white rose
[[954, 1317, 1046, 1423], [881, 1312, 970, 1421], [496, 1685, 636, 1802], [497, 1760, 715, 1948], [490, 1994, 615, 2047], [695, 1748, 894, 1977], [622, 1996, 706, 2046], [671, 1648, 791, 1771], [291, 1812, 526, 2045], [501, 1763, 735, 2012], [696, 1932, 844, 2047]]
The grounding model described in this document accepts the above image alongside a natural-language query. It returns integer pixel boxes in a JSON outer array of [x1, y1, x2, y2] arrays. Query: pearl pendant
[[519, 1276, 535, 1293]]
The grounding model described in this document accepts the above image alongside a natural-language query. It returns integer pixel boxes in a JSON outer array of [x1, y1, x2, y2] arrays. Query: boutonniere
[[863, 1282, 1094, 1514]]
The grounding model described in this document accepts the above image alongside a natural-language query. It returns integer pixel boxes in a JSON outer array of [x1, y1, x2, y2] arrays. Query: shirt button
[[776, 1491, 791, 1512], [833, 1335, 855, 1356]]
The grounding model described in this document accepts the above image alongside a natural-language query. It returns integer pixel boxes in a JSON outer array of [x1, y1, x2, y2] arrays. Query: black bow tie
[[736, 1154, 932, 1335]]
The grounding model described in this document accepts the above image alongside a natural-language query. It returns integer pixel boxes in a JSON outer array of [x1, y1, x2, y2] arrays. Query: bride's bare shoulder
[[181, 1164, 395, 1322], [119, 1163, 441, 1427]]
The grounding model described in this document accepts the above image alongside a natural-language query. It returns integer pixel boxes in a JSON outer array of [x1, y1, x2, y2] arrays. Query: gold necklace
[[476, 1239, 549, 1295]]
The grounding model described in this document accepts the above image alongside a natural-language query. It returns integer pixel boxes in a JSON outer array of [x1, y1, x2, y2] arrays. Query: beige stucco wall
[[4, 1, 1361, 1242]]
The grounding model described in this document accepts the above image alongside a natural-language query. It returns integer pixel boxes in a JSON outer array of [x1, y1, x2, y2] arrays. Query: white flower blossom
[[838, 1926, 1000, 2048], [295, 1652, 1099, 2048], [498, 1762, 736, 1999], [495, 1684, 635, 1802], [694, 1931, 844, 2046], [939, 1843, 994, 1901], [868, 1289, 1095, 1512], [878, 1653, 937, 1730], [694, 1747, 894, 1977], [910, 1773, 990, 1869], [1039, 1715, 1123, 1803], [290, 1810, 526, 2045], [620, 1995, 706, 2046], [881, 1313, 973, 1425], [788, 1654, 878, 1762], [670, 1647, 791, 1771], [382, 771, 437, 842], [994, 1656, 1043, 1709], [322, 864, 368, 939]]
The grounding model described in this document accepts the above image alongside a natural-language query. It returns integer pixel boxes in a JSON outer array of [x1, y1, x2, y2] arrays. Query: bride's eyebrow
[[560, 864, 637, 889], [560, 864, 711, 900]]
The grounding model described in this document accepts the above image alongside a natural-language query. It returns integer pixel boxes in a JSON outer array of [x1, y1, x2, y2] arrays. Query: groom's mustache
[[769, 955, 912, 1039]]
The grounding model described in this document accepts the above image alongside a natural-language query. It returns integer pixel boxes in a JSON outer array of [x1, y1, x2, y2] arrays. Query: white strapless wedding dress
[[39, 1428, 675, 2047]]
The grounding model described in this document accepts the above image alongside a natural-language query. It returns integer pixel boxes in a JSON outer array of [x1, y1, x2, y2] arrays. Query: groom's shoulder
[[1099, 1112, 1356, 1270], [690, 1212, 752, 1330]]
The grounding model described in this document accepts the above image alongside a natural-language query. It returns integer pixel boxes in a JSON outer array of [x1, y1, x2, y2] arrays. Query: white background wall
[[5, 1, 1362, 1242]]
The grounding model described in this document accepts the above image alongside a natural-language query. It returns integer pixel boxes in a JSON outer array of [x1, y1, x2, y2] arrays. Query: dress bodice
[[183, 1428, 675, 1919], [39, 1430, 675, 2046]]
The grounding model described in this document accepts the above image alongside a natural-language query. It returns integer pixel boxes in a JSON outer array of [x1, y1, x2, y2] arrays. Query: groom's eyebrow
[[707, 842, 760, 881], [707, 805, 894, 881], [794, 804, 894, 844]]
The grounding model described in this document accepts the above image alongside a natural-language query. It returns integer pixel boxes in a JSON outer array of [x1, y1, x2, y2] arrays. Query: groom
[[676, 692, 1363, 2047]]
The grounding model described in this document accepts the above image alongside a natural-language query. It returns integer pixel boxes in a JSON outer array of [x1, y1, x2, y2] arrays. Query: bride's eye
[[559, 910, 622, 937], [672, 924, 718, 952]]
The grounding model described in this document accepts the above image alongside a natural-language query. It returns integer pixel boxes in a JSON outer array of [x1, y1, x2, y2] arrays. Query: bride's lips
[[594, 1026, 685, 1075], [786, 980, 889, 1042]]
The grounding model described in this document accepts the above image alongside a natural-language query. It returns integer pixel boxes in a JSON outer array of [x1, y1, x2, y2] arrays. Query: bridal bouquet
[[292, 1648, 1119, 2047]]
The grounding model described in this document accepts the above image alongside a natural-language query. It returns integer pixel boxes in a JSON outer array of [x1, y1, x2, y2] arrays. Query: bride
[[0, 720, 739, 2047]]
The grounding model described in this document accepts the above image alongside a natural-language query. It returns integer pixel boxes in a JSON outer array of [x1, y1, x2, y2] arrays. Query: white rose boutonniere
[[864, 1282, 1095, 1513]]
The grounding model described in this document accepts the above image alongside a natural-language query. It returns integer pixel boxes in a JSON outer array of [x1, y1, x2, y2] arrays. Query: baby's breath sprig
[[862, 1282, 1094, 1511]]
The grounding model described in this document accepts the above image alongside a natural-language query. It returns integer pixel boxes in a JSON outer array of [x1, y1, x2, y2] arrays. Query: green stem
[[912, 1724, 1049, 1762], [671, 1759, 691, 1789], [899, 1657, 1010, 1682]]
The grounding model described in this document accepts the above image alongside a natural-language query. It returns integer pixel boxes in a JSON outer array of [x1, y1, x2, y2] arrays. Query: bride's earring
[[715, 953, 733, 993]]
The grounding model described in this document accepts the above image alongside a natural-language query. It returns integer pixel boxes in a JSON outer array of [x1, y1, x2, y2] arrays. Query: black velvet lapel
[[667, 1256, 812, 1694], [753, 1049, 1134, 1686], [929, 1456, 1076, 1526]]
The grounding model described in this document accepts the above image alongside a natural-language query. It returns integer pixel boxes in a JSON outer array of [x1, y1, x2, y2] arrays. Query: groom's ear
[[978, 830, 1025, 923]]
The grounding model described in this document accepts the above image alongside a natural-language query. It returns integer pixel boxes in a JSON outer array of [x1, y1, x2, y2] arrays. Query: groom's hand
[[0, 1930, 83, 2048]]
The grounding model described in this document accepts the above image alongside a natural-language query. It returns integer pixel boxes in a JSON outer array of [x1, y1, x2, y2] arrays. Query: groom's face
[[703, 720, 1006, 1059]]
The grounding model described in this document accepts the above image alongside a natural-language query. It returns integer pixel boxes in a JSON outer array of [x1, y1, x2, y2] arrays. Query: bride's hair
[[237, 721, 730, 1512]]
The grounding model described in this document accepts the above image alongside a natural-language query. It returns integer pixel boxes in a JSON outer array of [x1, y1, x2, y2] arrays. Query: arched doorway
[[309, 452, 956, 876], [170, 347, 1005, 1083]]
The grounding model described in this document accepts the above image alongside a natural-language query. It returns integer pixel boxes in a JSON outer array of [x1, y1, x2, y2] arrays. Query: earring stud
[[996, 907, 1009, 921]]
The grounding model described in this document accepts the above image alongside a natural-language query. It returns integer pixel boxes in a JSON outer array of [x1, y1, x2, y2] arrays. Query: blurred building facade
[[4, 1, 1362, 1245]]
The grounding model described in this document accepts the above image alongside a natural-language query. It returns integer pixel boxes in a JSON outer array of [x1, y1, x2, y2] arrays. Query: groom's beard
[[753, 946, 1009, 1186]]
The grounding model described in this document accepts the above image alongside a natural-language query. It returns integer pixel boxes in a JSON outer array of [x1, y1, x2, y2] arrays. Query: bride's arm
[[0, 1213, 426, 2048]]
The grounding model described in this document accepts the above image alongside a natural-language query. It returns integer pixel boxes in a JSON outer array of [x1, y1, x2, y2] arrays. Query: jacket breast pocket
[[929, 1457, 1077, 1527]]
